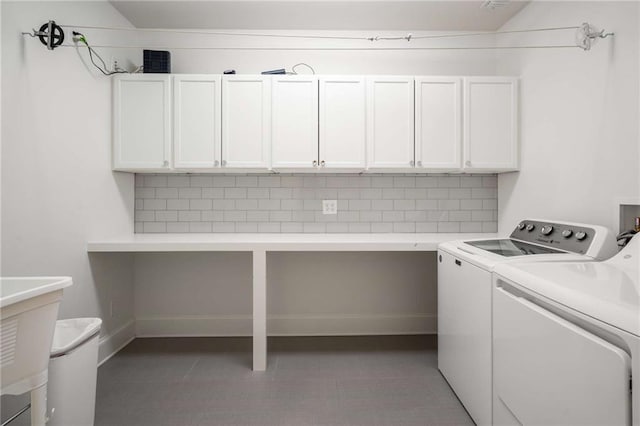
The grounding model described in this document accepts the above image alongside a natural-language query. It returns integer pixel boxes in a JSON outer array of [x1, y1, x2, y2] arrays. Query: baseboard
[[135, 314, 436, 337], [98, 319, 136, 366]]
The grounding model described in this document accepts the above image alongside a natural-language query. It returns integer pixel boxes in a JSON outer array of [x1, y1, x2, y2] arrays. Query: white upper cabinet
[[222, 75, 271, 169], [366, 77, 415, 170], [173, 75, 221, 170], [463, 77, 519, 172], [319, 76, 366, 170], [112, 74, 519, 174], [271, 76, 319, 169], [113, 75, 171, 171], [415, 77, 462, 171]]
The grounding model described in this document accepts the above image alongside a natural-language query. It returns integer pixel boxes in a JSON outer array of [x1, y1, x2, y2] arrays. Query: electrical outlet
[[322, 200, 338, 215]]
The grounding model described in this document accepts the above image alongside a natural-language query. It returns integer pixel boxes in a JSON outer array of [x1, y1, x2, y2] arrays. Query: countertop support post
[[252, 249, 267, 371]]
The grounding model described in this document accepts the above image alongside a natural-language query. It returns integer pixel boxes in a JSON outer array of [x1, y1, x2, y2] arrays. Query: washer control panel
[[509, 220, 595, 254]]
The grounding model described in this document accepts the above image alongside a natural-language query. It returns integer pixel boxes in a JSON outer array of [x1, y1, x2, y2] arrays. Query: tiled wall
[[135, 174, 498, 233]]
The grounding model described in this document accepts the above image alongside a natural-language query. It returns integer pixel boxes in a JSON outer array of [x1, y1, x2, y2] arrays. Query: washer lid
[[495, 258, 640, 337]]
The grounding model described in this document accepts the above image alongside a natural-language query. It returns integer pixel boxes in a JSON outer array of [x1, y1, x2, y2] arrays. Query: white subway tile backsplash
[[460, 176, 482, 188], [348, 200, 372, 211], [393, 177, 415, 188], [236, 199, 259, 210], [281, 222, 304, 232], [394, 200, 415, 211], [416, 200, 438, 210], [202, 188, 224, 199], [224, 188, 247, 199], [167, 176, 190, 187], [135, 173, 498, 234], [178, 211, 201, 222], [383, 211, 404, 222], [179, 187, 202, 199], [167, 199, 190, 210], [437, 176, 460, 188], [416, 222, 438, 233], [143, 222, 166, 233], [438, 222, 460, 233], [135, 210, 155, 222], [236, 176, 258, 187], [212, 222, 235, 232], [144, 176, 167, 188], [415, 177, 438, 188], [372, 200, 394, 211], [166, 222, 189, 233], [394, 222, 416, 233], [247, 188, 270, 199], [156, 188, 179, 199], [137, 188, 155, 199], [156, 210, 178, 222], [270, 188, 293, 199], [190, 176, 213, 187], [237, 222, 259, 233], [259, 222, 281, 233], [326, 222, 349, 233], [190, 222, 213, 233], [247, 211, 270, 222], [190, 199, 213, 210], [371, 177, 394, 188], [259, 176, 280, 187], [270, 210, 292, 222], [212, 176, 235, 187], [382, 188, 405, 200], [224, 210, 247, 222], [202, 210, 224, 221]]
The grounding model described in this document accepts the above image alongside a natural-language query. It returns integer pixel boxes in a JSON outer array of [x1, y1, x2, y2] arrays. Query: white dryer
[[437, 219, 616, 425], [492, 234, 640, 426]]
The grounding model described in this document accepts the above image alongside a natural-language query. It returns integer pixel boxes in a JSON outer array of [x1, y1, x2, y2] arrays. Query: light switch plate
[[322, 200, 338, 215]]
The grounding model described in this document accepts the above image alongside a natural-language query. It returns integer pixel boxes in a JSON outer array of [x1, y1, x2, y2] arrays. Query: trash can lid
[[51, 318, 102, 356]]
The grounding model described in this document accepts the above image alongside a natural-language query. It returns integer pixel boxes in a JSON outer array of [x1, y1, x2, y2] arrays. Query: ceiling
[[109, 1, 530, 31]]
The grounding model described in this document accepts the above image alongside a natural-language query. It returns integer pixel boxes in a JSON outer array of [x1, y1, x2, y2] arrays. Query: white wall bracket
[[576, 22, 614, 51]]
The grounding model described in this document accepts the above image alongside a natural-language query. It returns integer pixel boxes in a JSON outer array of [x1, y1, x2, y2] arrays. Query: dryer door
[[493, 280, 631, 426]]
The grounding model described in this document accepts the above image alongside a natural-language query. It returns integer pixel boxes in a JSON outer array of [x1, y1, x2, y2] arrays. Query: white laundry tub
[[0, 277, 72, 426]]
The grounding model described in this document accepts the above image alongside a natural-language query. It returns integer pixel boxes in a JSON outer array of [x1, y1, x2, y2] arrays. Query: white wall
[[1, 1, 138, 361], [496, 1, 640, 235]]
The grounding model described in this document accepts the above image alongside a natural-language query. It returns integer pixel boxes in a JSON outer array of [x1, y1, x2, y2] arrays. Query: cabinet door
[[113, 75, 171, 171], [366, 76, 414, 169], [464, 77, 518, 171], [271, 76, 319, 169], [222, 75, 271, 169], [415, 77, 461, 171], [173, 75, 221, 170], [319, 76, 366, 169]]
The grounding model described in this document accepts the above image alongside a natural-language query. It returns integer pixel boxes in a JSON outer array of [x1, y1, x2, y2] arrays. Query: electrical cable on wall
[[72, 31, 128, 75]]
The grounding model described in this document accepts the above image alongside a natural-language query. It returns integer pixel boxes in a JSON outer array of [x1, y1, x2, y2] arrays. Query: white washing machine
[[437, 219, 617, 425], [493, 234, 640, 426]]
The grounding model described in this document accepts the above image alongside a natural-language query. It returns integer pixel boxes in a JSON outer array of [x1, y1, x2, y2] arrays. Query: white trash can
[[47, 318, 102, 426]]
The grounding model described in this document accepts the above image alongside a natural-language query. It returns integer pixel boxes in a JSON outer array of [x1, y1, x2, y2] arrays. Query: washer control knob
[[541, 225, 554, 235], [561, 229, 573, 238], [575, 231, 587, 241], [517, 222, 526, 230], [526, 224, 535, 232]]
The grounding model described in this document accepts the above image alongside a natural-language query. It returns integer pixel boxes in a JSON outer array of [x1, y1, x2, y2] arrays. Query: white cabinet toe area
[[113, 74, 519, 174]]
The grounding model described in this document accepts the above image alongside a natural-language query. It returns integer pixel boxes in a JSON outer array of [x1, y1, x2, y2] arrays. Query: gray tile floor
[[2, 335, 473, 426]]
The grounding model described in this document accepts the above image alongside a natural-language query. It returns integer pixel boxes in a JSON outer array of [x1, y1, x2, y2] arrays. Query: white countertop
[[87, 233, 497, 252]]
